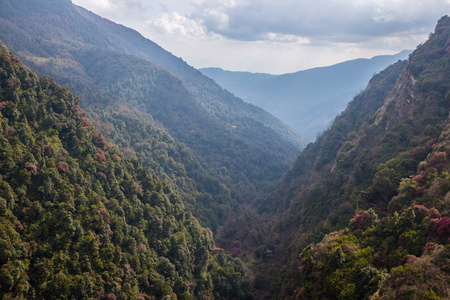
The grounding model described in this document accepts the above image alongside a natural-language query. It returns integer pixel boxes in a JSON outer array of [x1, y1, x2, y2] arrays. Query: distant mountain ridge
[[74, 5, 308, 150], [0, 0, 305, 230], [200, 50, 412, 140], [215, 16, 450, 298]]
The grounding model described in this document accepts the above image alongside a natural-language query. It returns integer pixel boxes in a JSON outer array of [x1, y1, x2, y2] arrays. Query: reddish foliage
[[415, 187, 424, 197], [93, 133, 107, 148], [57, 161, 69, 174], [96, 152, 106, 162], [426, 138, 437, 149], [24, 162, 39, 175], [75, 105, 83, 113], [428, 218, 440, 233], [44, 144, 54, 156], [430, 208, 441, 219], [97, 172, 107, 181], [351, 210, 371, 231], [80, 118, 89, 129], [98, 208, 111, 224], [423, 242, 438, 255], [437, 217, 450, 236], [373, 252, 388, 268], [105, 294, 117, 300], [406, 254, 419, 264], [122, 264, 135, 274], [54, 113, 62, 121], [0, 102, 2, 110], [412, 147, 427, 159], [413, 174, 425, 184], [429, 152, 446, 166], [414, 205, 429, 220], [16, 220, 24, 231]]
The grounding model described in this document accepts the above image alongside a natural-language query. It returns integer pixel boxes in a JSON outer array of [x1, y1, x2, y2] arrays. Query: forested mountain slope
[[0, 0, 302, 229], [200, 51, 411, 140], [267, 16, 450, 298], [73, 6, 307, 149], [215, 57, 411, 299], [0, 44, 251, 299], [209, 16, 450, 299]]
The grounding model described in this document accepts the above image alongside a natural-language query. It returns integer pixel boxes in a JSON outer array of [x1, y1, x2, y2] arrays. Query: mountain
[[200, 50, 412, 140], [2, 1, 449, 299], [73, 7, 308, 149], [0, 43, 251, 299], [0, 0, 305, 230], [205, 16, 450, 299], [214, 57, 411, 299], [260, 16, 450, 298]]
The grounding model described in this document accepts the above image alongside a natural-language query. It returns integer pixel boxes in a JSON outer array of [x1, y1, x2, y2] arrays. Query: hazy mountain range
[[1, 0, 449, 299], [201, 50, 412, 140], [0, 0, 309, 231]]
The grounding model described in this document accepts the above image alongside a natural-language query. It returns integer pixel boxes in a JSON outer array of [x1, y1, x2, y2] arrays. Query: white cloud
[[265, 33, 310, 44], [150, 12, 206, 38], [188, 0, 449, 43], [73, 0, 113, 10], [203, 9, 229, 31], [73, 0, 450, 73]]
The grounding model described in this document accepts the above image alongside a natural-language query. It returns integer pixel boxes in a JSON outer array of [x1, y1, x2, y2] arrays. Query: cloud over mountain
[[73, 0, 450, 74], [189, 0, 449, 43]]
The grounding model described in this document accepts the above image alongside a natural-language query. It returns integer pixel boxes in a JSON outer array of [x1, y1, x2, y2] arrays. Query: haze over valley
[[1, 1, 450, 299]]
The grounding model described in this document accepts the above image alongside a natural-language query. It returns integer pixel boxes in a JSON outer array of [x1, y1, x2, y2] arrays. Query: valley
[[0, 1, 449, 299]]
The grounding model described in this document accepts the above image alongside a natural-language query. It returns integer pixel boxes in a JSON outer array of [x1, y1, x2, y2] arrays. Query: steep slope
[[297, 121, 450, 299], [267, 16, 450, 298], [206, 16, 450, 298], [200, 51, 411, 140], [214, 58, 410, 299], [73, 6, 308, 149], [0, 0, 301, 229], [0, 44, 251, 299]]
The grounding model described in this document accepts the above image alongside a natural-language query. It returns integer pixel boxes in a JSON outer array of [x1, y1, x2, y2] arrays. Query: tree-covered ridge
[[271, 15, 450, 298], [0, 44, 251, 299], [73, 5, 308, 150], [87, 109, 236, 232], [297, 118, 450, 299], [0, 0, 300, 228]]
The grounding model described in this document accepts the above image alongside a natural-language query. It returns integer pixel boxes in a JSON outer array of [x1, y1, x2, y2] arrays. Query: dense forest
[[0, 0, 450, 299], [0, 44, 252, 299], [265, 15, 450, 299], [0, 0, 304, 232]]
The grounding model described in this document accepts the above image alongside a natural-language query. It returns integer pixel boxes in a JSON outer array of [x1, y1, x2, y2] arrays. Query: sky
[[71, 0, 450, 74]]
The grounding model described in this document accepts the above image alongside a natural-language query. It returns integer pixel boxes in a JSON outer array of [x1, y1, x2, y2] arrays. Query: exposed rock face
[[375, 69, 418, 129]]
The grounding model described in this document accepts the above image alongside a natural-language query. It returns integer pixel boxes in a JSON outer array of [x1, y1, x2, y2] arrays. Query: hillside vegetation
[[0, 44, 252, 299], [268, 15, 450, 299], [0, 0, 303, 230], [207, 15, 450, 299], [1, 0, 450, 299]]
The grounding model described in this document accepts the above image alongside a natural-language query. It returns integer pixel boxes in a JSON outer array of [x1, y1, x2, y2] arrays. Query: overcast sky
[[71, 0, 449, 74]]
